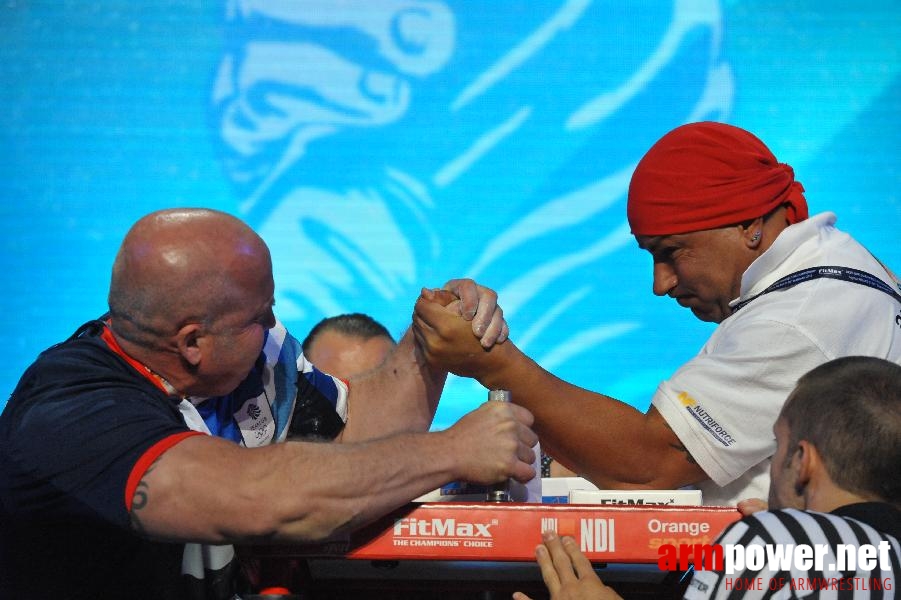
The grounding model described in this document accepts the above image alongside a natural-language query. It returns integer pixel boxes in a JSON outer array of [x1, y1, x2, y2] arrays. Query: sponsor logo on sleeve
[[677, 392, 736, 447]]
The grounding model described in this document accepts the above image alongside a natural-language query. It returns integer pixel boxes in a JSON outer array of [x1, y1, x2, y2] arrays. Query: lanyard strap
[[732, 266, 901, 313]]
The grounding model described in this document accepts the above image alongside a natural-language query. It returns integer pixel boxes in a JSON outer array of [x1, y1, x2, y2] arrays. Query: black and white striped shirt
[[684, 504, 900, 599]]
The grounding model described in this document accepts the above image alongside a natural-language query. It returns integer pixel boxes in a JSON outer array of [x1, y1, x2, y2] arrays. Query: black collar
[[831, 502, 901, 539]]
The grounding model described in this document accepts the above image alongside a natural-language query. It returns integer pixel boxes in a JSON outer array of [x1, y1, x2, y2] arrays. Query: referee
[[517, 356, 900, 600]]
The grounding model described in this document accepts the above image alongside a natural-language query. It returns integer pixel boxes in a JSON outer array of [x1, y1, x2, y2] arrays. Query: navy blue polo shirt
[[0, 322, 201, 600]]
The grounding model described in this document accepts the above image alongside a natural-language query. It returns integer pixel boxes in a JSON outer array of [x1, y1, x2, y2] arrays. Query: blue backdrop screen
[[2, 1, 899, 427]]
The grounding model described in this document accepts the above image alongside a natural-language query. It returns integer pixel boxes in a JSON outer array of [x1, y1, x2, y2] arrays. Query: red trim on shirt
[[124, 431, 205, 512], [99, 324, 171, 395]]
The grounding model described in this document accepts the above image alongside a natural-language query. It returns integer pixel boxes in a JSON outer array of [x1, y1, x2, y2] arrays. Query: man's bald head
[[108, 208, 272, 348]]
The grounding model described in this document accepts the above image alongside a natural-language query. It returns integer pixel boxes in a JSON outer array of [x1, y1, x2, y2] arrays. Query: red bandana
[[627, 122, 808, 236]]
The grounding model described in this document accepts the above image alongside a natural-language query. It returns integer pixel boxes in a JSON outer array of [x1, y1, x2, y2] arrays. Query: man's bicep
[[129, 434, 251, 543], [645, 406, 709, 487]]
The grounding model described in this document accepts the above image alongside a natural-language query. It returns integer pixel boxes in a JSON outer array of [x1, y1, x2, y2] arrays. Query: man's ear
[[743, 216, 765, 249], [175, 323, 203, 367], [793, 440, 817, 492]]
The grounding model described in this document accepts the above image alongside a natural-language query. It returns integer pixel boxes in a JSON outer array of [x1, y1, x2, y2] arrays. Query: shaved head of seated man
[[0, 208, 537, 600], [414, 122, 901, 506]]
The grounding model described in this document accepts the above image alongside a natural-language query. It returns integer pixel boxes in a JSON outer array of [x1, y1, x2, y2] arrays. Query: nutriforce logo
[[678, 392, 736, 447], [391, 517, 497, 548]]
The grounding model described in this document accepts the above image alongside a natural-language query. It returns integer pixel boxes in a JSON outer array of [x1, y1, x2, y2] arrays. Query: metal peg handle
[[486, 389, 513, 502], [488, 389, 511, 403]]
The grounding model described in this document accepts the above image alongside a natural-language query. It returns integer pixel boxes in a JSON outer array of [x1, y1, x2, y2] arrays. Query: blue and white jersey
[[182, 319, 349, 447], [177, 319, 350, 595]]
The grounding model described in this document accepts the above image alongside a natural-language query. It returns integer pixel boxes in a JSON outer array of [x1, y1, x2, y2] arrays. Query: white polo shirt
[[653, 213, 901, 506]]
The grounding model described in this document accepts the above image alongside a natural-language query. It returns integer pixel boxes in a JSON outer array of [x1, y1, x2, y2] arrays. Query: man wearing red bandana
[[415, 122, 901, 505]]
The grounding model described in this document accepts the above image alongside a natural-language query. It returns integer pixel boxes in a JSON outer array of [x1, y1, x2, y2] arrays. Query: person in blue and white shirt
[[0, 208, 538, 600]]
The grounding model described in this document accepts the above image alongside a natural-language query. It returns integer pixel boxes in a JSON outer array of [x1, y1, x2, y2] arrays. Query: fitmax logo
[[597, 499, 676, 506], [393, 518, 495, 538]]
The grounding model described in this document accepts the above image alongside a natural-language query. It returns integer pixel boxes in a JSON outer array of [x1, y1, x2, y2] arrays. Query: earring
[[750, 230, 761, 243]]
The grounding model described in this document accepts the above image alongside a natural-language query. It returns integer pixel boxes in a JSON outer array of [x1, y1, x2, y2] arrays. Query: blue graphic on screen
[[1, 1, 899, 430], [208, 0, 733, 426]]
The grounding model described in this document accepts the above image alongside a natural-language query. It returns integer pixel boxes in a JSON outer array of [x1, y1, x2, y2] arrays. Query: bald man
[[302, 313, 397, 381], [414, 122, 901, 506], [0, 208, 536, 600]]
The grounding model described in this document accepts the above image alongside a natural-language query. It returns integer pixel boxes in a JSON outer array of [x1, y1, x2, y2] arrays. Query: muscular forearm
[[137, 432, 459, 544], [135, 398, 536, 545], [340, 328, 447, 441], [262, 432, 461, 541], [474, 341, 706, 489]]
